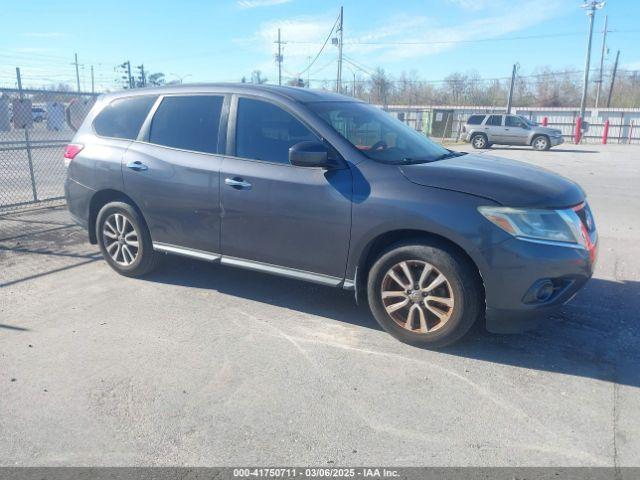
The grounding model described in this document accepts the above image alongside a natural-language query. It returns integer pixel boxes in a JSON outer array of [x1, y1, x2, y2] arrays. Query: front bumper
[[478, 236, 597, 333], [550, 135, 564, 146]]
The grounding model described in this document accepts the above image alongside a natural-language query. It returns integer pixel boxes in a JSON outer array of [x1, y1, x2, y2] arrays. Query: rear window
[[93, 96, 157, 140], [148, 95, 224, 154], [466, 115, 485, 125]]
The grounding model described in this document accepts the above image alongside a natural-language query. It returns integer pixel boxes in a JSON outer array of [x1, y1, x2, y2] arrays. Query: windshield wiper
[[432, 151, 467, 161]]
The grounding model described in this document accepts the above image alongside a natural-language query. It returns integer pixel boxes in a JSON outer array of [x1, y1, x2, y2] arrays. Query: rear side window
[[235, 98, 317, 163], [486, 115, 503, 126], [149, 95, 224, 154], [466, 115, 485, 125], [93, 96, 157, 140]]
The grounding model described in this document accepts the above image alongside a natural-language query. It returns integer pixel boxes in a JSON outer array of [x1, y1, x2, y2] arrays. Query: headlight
[[478, 206, 585, 247]]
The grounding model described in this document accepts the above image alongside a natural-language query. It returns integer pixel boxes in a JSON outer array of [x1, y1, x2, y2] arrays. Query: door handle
[[127, 161, 148, 172], [225, 177, 252, 189]]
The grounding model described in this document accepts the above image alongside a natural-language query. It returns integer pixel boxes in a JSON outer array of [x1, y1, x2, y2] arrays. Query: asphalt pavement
[[1, 143, 639, 466]]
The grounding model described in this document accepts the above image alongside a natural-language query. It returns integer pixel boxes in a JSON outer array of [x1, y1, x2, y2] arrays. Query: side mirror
[[289, 141, 335, 168]]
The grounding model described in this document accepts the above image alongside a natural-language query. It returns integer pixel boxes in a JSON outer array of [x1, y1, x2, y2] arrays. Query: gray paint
[[65, 83, 596, 332]]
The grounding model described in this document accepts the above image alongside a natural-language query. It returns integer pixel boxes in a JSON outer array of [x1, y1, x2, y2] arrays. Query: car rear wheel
[[532, 135, 550, 151], [96, 201, 159, 277], [471, 133, 488, 149], [367, 242, 483, 348]]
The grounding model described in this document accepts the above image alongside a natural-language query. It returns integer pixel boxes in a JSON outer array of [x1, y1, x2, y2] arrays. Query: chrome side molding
[[152, 243, 344, 287], [153, 242, 221, 262]]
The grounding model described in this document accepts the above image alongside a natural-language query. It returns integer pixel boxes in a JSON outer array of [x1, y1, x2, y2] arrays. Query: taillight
[[64, 143, 83, 167]]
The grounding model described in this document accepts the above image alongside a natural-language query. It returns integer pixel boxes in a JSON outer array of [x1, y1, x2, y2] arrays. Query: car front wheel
[[367, 242, 483, 348], [532, 135, 550, 151]]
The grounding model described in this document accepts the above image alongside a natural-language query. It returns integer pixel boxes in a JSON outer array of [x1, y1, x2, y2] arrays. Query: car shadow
[[145, 256, 640, 388]]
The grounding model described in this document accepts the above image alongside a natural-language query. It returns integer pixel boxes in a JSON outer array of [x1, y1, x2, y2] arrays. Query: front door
[[220, 96, 352, 282], [503, 115, 531, 144], [123, 94, 227, 254]]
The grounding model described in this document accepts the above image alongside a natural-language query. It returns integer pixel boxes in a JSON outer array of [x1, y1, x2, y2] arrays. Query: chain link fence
[[0, 80, 98, 212]]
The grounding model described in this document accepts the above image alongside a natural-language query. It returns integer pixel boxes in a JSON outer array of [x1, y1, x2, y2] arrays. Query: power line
[[295, 13, 341, 77]]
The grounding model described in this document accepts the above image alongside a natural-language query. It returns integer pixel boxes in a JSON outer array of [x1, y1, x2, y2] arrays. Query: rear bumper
[[65, 177, 94, 233], [478, 236, 597, 334]]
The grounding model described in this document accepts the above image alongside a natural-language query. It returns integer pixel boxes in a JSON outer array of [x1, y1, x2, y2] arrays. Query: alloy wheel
[[533, 137, 548, 150], [380, 260, 455, 333], [102, 213, 140, 266], [472, 136, 486, 148]]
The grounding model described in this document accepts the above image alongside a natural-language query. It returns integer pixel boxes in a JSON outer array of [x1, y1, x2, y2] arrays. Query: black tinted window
[[149, 96, 223, 154], [487, 115, 503, 126], [93, 96, 156, 140], [506, 116, 525, 127], [467, 115, 485, 125], [236, 98, 316, 163]]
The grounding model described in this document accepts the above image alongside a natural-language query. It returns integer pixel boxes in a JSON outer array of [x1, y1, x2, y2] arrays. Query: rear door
[[123, 94, 227, 255], [483, 114, 507, 143], [503, 115, 530, 145], [219, 95, 352, 282]]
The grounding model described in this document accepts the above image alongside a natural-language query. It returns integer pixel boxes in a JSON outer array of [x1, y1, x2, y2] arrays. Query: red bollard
[[542, 116, 548, 127], [575, 116, 582, 144], [602, 119, 609, 144]]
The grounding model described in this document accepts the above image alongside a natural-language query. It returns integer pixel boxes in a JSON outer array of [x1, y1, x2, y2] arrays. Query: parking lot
[[1, 143, 639, 466]]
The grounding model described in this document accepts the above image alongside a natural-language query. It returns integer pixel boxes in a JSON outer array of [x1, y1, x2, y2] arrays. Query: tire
[[531, 135, 550, 151], [366, 241, 483, 348], [471, 133, 488, 149], [96, 201, 159, 277]]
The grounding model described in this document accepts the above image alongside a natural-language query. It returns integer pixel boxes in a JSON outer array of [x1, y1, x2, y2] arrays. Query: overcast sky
[[1, 0, 639, 91]]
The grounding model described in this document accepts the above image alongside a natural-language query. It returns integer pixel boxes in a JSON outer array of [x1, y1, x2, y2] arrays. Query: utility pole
[[606, 49, 620, 108], [506, 63, 518, 113], [90, 65, 95, 94], [594, 15, 608, 108], [275, 28, 284, 86], [137, 64, 146, 87], [73, 53, 81, 92], [336, 6, 343, 93], [127, 61, 133, 89], [118, 61, 133, 89], [579, 1, 605, 123]]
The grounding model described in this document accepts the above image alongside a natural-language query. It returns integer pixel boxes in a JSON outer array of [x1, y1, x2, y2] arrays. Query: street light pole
[[579, 1, 605, 123]]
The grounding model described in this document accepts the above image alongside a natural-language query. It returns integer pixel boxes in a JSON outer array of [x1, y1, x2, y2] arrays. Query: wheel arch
[[353, 228, 485, 306], [88, 189, 145, 244], [530, 133, 549, 145]]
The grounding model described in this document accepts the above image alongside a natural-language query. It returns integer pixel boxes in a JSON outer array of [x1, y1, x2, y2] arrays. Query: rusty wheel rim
[[380, 260, 454, 334]]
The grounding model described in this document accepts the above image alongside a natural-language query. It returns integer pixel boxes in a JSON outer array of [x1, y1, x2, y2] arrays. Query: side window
[[148, 95, 223, 154], [506, 116, 524, 128], [93, 96, 157, 140], [235, 98, 317, 163], [486, 115, 503, 126], [467, 115, 485, 125]]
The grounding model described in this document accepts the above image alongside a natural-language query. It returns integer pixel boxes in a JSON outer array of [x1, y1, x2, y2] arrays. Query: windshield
[[519, 115, 538, 127], [308, 101, 450, 164]]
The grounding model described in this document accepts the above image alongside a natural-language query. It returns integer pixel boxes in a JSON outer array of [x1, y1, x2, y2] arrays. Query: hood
[[533, 126, 563, 136], [399, 153, 585, 208]]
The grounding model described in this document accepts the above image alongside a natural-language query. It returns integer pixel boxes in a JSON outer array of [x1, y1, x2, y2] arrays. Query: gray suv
[[463, 113, 564, 150], [65, 84, 597, 348]]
